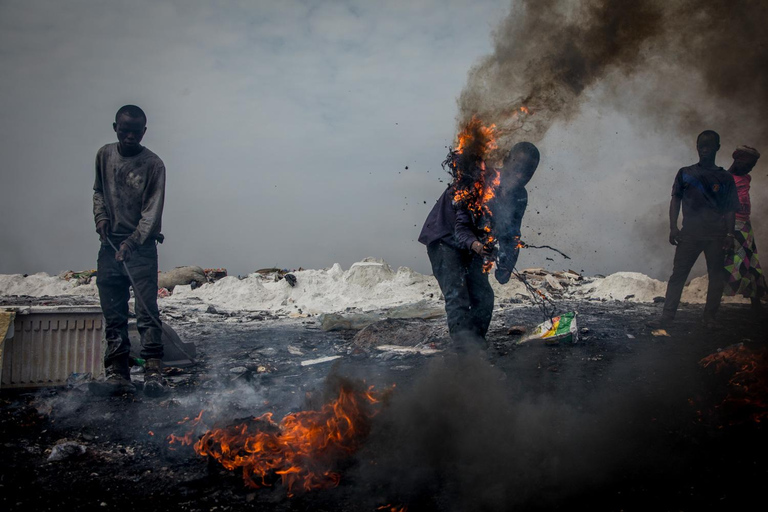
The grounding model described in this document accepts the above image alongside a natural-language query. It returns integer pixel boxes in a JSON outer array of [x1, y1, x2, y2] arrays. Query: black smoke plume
[[458, 0, 768, 152]]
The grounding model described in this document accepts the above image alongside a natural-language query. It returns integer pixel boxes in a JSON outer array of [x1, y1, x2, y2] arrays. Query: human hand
[[471, 241, 493, 257], [96, 220, 110, 241], [115, 243, 132, 262], [669, 228, 681, 246], [723, 233, 736, 253]]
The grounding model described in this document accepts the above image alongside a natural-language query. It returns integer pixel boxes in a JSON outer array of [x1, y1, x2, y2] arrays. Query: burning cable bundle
[[699, 343, 768, 425], [169, 381, 386, 495]]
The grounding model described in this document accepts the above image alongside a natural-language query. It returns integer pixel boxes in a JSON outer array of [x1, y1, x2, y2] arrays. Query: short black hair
[[504, 141, 540, 166], [697, 130, 720, 144], [115, 105, 147, 124]]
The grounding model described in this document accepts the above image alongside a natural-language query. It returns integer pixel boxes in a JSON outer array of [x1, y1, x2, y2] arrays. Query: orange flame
[[171, 385, 385, 494], [699, 344, 768, 424], [449, 118, 501, 273], [454, 116, 498, 157]]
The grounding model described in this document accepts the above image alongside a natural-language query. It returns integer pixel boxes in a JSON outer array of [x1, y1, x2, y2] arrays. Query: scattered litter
[[651, 329, 671, 337], [60, 270, 96, 285], [374, 345, 442, 356], [66, 372, 92, 391], [300, 355, 342, 367], [545, 274, 563, 291], [48, 441, 86, 462], [204, 268, 228, 282], [627, 334, 636, 339], [518, 312, 578, 345], [287, 345, 304, 356], [284, 274, 297, 287]]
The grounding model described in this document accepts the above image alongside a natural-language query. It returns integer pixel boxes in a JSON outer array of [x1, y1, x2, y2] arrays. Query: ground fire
[[168, 381, 386, 495], [699, 343, 768, 425]]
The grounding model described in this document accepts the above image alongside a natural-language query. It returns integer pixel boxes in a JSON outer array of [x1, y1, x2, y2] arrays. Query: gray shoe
[[89, 365, 135, 396], [143, 358, 168, 397]]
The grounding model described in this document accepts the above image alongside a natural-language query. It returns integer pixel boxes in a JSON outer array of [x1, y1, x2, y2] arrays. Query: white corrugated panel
[[1, 306, 104, 389]]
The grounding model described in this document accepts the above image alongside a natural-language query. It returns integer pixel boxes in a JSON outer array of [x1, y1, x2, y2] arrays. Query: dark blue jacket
[[419, 186, 460, 248], [455, 186, 528, 272]]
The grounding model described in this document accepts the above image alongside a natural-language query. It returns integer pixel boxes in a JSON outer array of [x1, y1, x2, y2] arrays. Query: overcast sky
[[1, 0, 743, 279]]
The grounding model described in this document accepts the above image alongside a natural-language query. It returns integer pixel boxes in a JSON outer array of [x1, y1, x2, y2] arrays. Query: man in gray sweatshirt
[[92, 105, 166, 396]]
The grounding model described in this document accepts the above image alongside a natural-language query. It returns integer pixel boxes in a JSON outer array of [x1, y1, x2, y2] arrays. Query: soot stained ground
[[0, 300, 766, 512]]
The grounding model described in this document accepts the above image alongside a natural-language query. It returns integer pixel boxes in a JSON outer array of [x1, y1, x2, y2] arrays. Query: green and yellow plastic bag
[[518, 312, 578, 345]]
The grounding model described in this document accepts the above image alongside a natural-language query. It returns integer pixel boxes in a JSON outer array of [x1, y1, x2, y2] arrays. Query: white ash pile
[[0, 259, 749, 312], [570, 272, 749, 305], [166, 258, 442, 316], [0, 272, 98, 298]]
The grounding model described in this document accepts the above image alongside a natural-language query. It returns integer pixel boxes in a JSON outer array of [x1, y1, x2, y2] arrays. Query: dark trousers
[[663, 235, 726, 319], [97, 241, 163, 372], [427, 241, 494, 346]]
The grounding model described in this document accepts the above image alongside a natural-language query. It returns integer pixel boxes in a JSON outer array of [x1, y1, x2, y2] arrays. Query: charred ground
[[1, 299, 766, 512]]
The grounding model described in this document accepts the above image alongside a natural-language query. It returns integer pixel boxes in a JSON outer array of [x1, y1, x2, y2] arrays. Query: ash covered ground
[[1, 293, 766, 512]]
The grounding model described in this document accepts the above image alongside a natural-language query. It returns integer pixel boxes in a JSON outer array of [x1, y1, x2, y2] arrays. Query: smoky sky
[[1, 0, 765, 281], [457, 0, 768, 278]]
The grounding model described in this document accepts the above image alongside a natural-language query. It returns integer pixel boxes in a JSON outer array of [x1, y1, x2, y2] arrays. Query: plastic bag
[[517, 312, 578, 345]]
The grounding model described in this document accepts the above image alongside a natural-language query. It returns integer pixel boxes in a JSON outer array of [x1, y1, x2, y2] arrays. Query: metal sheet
[[1, 309, 104, 389]]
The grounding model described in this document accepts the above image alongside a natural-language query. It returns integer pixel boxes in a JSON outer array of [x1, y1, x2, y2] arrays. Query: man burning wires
[[419, 117, 540, 351]]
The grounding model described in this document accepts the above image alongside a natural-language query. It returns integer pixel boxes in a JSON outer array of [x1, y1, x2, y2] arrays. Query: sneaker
[[89, 366, 135, 396], [143, 358, 168, 397]]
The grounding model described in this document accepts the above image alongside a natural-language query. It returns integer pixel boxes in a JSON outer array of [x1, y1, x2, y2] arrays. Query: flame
[[170, 385, 385, 495], [699, 344, 768, 424], [446, 117, 503, 273], [454, 116, 498, 157]]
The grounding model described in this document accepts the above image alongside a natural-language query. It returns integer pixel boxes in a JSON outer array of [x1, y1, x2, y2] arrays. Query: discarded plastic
[[374, 345, 441, 356], [518, 312, 578, 345], [300, 355, 342, 366]]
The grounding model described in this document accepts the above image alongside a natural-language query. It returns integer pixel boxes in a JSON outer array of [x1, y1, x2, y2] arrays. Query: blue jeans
[[427, 241, 494, 347]]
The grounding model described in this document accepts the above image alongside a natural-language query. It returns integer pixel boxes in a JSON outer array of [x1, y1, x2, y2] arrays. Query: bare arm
[[93, 151, 110, 240], [93, 152, 109, 225], [668, 196, 681, 245], [724, 211, 736, 235]]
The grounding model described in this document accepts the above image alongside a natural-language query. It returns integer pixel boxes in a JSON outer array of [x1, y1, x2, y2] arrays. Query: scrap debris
[[517, 312, 578, 345], [300, 355, 343, 367]]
